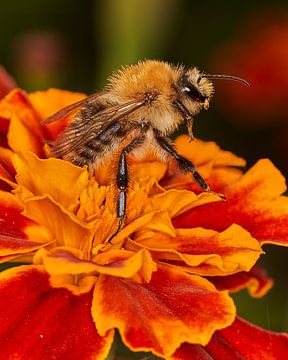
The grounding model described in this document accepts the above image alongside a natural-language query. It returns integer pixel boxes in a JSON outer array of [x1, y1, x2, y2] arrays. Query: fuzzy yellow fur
[[105, 60, 213, 136]]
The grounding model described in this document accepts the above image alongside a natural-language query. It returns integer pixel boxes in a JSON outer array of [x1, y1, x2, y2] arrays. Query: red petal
[[0, 266, 113, 360], [220, 317, 288, 359], [0, 164, 14, 191], [170, 343, 214, 359], [130, 224, 262, 276], [93, 265, 235, 358], [172, 317, 288, 359], [0, 146, 15, 177], [173, 159, 288, 246], [0, 191, 52, 259], [172, 336, 244, 360], [0, 116, 9, 149], [210, 265, 274, 297]]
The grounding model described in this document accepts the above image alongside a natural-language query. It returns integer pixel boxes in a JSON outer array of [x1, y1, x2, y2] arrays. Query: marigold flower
[[0, 88, 287, 359]]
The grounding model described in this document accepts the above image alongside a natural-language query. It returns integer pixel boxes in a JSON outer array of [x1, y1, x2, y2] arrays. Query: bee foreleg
[[153, 130, 226, 200], [108, 134, 146, 244]]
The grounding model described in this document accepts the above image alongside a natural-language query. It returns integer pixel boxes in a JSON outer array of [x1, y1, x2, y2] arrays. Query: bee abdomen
[[78, 146, 98, 160], [86, 140, 104, 152], [71, 156, 89, 167], [76, 137, 114, 165]]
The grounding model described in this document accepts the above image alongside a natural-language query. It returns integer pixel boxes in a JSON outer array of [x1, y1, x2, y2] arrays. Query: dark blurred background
[[0, 0, 287, 340]]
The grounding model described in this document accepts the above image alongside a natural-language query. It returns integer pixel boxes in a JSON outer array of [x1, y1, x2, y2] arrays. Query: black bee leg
[[153, 130, 226, 200], [108, 135, 146, 244]]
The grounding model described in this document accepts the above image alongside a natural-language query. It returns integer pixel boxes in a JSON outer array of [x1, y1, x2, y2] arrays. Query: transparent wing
[[51, 97, 147, 158], [41, 92, 105, 125]]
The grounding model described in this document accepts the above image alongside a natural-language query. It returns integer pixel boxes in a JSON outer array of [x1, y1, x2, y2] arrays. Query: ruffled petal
[[174, 135, 246, 169], [13, 151, 89, 208], [38, 247, 156, 282], [147, 189, 221, 218], [163, 136, 246, 192], [23, 195, 95, 248], [112, 210, 176, 245], [0, 265, 114, 360], [92, 265, 235, 358], [210, 265, 274, 297], [173, 159, 288, 246], [0, 191, 52, 259], [171, 317, 288, 360], [132, 160, 167, 182], [128, 224, 262, 276]]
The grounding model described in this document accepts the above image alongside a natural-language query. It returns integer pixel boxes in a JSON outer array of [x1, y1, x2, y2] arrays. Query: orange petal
[[23, 195, 95, 249], [164, 166, 246, 195], [111, 210, 176, 245], [0, 89, 44, 156], [13, 151, 88, 208], [173, 159, 288, 246], [172, 317, 288, 360], [175, 135, 246, 169], [92, 265, 235, 358], [128, 224, 263, 276], [0, 265, 114, 359], [40, 247, 156, 282], [29, 88, 85, 120], [147, 189, 221, 218], [7, 113, 43, 156], [132, 160, 167, 182], [29, 89, 86, 140], [0, 191, 52, 259], [93, 248, 156, 282], [210, 265, 274, 298], [164, 135, 246, 192], [0, 89, 43, 138]]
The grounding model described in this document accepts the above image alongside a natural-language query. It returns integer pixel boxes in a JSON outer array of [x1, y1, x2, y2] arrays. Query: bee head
[[177, 67, 250, 113], [177, 68, 214, 113]]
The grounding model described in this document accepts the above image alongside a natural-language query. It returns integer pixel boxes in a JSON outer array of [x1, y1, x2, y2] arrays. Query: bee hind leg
[[108, 135, 146, 244]]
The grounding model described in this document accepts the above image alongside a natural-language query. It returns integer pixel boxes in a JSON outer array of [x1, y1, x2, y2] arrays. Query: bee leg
[[153, 130, 226, 201], [108, 135, 146, 244]]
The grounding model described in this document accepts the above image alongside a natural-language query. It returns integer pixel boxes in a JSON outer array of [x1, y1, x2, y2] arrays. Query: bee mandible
[[41, 60, 249, 242]]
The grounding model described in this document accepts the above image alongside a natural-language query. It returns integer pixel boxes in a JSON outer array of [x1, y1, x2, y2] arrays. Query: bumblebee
[[42, 60, 249, 242]]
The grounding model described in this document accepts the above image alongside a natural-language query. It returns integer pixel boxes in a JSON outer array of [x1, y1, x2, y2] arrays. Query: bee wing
[[51, 97, 147, 158], [41, 92, 105, 125]]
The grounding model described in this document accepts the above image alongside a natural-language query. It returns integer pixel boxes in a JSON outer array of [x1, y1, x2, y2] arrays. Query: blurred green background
[[0, 0, 287, 355]]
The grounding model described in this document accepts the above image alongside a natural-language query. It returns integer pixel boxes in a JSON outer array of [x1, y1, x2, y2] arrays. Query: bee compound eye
[[183, 85, 206, 103]]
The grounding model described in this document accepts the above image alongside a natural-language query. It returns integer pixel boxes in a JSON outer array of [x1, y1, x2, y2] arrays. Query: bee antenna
[[202, 74, 250, 87]]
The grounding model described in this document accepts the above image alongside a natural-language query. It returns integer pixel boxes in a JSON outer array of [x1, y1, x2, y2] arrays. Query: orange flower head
[[0, 87, 287, 359]]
